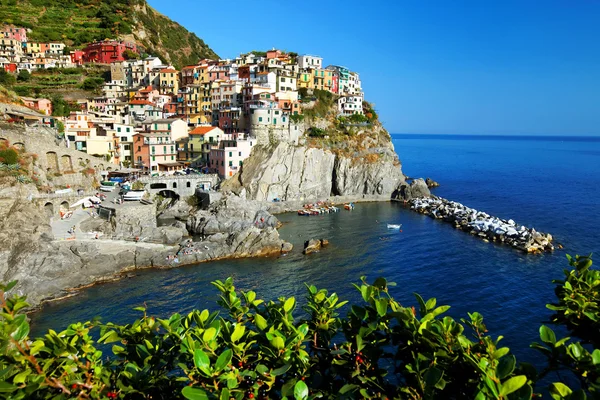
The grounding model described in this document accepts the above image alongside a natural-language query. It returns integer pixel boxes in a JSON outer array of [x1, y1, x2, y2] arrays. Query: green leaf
[[375, 298, 388, 317], [373, 277, 387, 290], [194, 349, 210, 373], [220, 388, 230, 400], [339, 384, 358, 394], [0, 381, 18, 392], [493, 347, 510, 360], [549, 382, 572, 399], [12, 318, 29, 342], [133, 306, 146, 312], [12, 369, 31, 384], [215, 349, 232, 372], [499, 375, 527, 397], [424, 367, 443, 388], [203, 327, 217, 342], [272, 364, 292, 376], [3, 281, 17, 292], [356, 334, 364, 351], [284, 297, 295, 313], [254, 314, 267, 330], [497, 355, 516, 380], [98, 330, 121, 344], [540, 325, 556, 345], [414, 293, 427, 317], [182, 386, 209, 400], [294, 380, 308, 400], [592, 349, 600, 365], [271, 336, 285, 350], [231, 324, 245, 343]]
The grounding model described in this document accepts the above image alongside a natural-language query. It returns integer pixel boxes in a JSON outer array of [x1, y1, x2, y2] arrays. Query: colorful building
[[209, 138, 254, 178], [188, 126, 225, 166], [159, 68, 179, 95], [132, 132, 180, 174], [21, 97, 53, 115], [82, 40, 138, 64]]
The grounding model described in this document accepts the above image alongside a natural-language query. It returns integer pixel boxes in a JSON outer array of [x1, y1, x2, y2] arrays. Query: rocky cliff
[[223, 121, 406, 202]]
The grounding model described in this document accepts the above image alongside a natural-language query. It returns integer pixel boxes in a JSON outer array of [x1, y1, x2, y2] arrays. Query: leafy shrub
[[81, 77, 105, 91], [290, 114, 304, 123], [1, 253, 599, 399], [308, 127, 326, 137], [0, 70, 16, 86]]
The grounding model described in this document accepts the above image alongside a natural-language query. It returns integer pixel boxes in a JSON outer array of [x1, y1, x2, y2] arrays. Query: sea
[[29, 134, 600, 370]]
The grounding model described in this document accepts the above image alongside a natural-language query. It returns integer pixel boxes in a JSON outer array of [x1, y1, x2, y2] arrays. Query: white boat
[[123, 190, 145, 201], [387, 224, 402, 229]]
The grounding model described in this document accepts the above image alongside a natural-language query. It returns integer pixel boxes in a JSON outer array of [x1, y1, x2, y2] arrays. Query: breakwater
[[409, 197, 555, 253]]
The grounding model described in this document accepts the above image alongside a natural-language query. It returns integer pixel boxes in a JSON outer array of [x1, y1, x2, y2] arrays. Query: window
[[229, 161, 232, 166], [275, 111, 279, 115], [171, 146, 174, 153], [151, 147, 155, 153], [238, 151, 241, 156], [137, 146, 141, 151], [152, 156, 155, 161], [171, 156, 174, 160], [239, 161, 243, 166], [163, 146, 167, 153], [121, 136, 127, 142], [117, 127, 121, 132], [221, 161, 224, 166], [258, 117, 263, 122], [229, 151, 232, 157], [281, 78, 285, 82]]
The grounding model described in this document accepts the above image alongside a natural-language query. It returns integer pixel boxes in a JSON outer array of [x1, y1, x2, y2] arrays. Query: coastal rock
[[392, 178, 431, 201], [303, 238, 328, 255], [426, 177, 440, 188], [408, 196, 554, 253], [221, 141, 405, 202]]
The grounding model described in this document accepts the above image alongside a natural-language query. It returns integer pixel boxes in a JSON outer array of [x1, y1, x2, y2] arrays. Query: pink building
[[209, 138, 254, 178], [70, 50, 84, 65], [1, 26, 27, 42], [21, 97, 53, 115]]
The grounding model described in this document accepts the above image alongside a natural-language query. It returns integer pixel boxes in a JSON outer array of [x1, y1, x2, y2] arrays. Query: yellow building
[[297, 70, 315, 90], [313, 69, 334, 92], [159, 68, 179, 95]]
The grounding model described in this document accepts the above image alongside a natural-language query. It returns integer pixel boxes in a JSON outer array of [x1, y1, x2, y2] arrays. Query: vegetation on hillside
[[0, 139, 36, 185], [2, 66, 110, 108], [0, 255, 598, 399], [0, 0, 218, 68]]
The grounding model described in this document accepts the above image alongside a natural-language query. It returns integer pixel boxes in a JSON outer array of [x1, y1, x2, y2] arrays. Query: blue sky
[[148, 0, 600, 135]]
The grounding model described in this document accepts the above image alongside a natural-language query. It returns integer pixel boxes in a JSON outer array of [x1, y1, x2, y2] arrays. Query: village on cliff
[[1, 26, 367, 179]]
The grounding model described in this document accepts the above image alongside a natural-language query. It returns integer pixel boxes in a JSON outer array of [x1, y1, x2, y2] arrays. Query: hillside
[[0, 0, 219, 68]]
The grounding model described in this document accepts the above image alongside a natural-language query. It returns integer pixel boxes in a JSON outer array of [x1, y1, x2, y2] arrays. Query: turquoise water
[[29, 134, 600, 367]]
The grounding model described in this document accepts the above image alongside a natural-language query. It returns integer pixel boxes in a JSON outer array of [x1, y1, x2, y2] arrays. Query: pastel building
[[188, 126, 225, 165], [132, 132, 181, 174], [338, 95, 364, 115], [20, 97, 53, 115], [209, 138, 254, 178], [159, 68, 179, 95], [298, 55, 323, 70]]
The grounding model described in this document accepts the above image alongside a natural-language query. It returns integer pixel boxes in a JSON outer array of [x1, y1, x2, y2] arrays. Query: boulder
[[303, 238, 328, 255], [425, 177, 440, 188], [392, 178, 431, 201]]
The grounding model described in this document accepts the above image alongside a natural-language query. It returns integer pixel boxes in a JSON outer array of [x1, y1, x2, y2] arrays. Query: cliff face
[[223, 122, 406, 202]]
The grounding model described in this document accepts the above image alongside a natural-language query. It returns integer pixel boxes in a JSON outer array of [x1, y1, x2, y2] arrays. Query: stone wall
[[0, 123, 120, 174], [251, 122, 305, 147], [139, 174, 220, 197]]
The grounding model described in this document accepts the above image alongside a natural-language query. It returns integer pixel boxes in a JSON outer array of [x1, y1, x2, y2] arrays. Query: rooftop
[[190, 126, 219, 135]]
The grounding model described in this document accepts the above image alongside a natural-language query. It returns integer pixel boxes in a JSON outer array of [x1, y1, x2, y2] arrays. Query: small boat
[[344, 203, 355, 211], [298, 210, 311, 216], [99, 180, 117, 192], [123, 190, 145, 201], [387, 224, 402, 229]]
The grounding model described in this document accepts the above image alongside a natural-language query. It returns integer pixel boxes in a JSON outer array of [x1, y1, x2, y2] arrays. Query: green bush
[[0, 70, 16, 86], [81, 77, 105, 91], [1, 253, 599, 399], [308, 127, 326, 137], [16, 70, 30, 82]]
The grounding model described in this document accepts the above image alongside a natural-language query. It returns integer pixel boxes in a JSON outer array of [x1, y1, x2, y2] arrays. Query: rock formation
[[303, 238, 329, 255], [426, 177, 440, 188], [392, 178, 431, 201]]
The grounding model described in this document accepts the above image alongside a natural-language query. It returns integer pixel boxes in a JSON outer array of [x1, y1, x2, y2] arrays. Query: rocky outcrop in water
[[392, 178, 431, 201], [409, 197, 555, 253], [303, 238, 329, 255], [426, 178, 440, 188]]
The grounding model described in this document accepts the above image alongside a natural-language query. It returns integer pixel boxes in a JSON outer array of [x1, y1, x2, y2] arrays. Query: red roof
[[190, 126, 218, 135], [160, 68, 178, 73], [130, 100, 153, 106], [139, 85, 154, 93]]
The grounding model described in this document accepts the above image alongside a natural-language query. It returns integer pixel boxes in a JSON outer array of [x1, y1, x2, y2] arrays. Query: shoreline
[[26, 194, 395, 313]]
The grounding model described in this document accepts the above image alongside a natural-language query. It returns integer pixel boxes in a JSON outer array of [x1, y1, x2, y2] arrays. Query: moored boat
[[387, 224, 402, 229]]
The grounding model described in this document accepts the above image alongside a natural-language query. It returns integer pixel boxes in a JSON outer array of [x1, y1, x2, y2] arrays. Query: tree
[[51, 95, 72, 117], [0, 70, 16, 86], [16, 70, 30, 82], [123, 49, 139, 60]]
